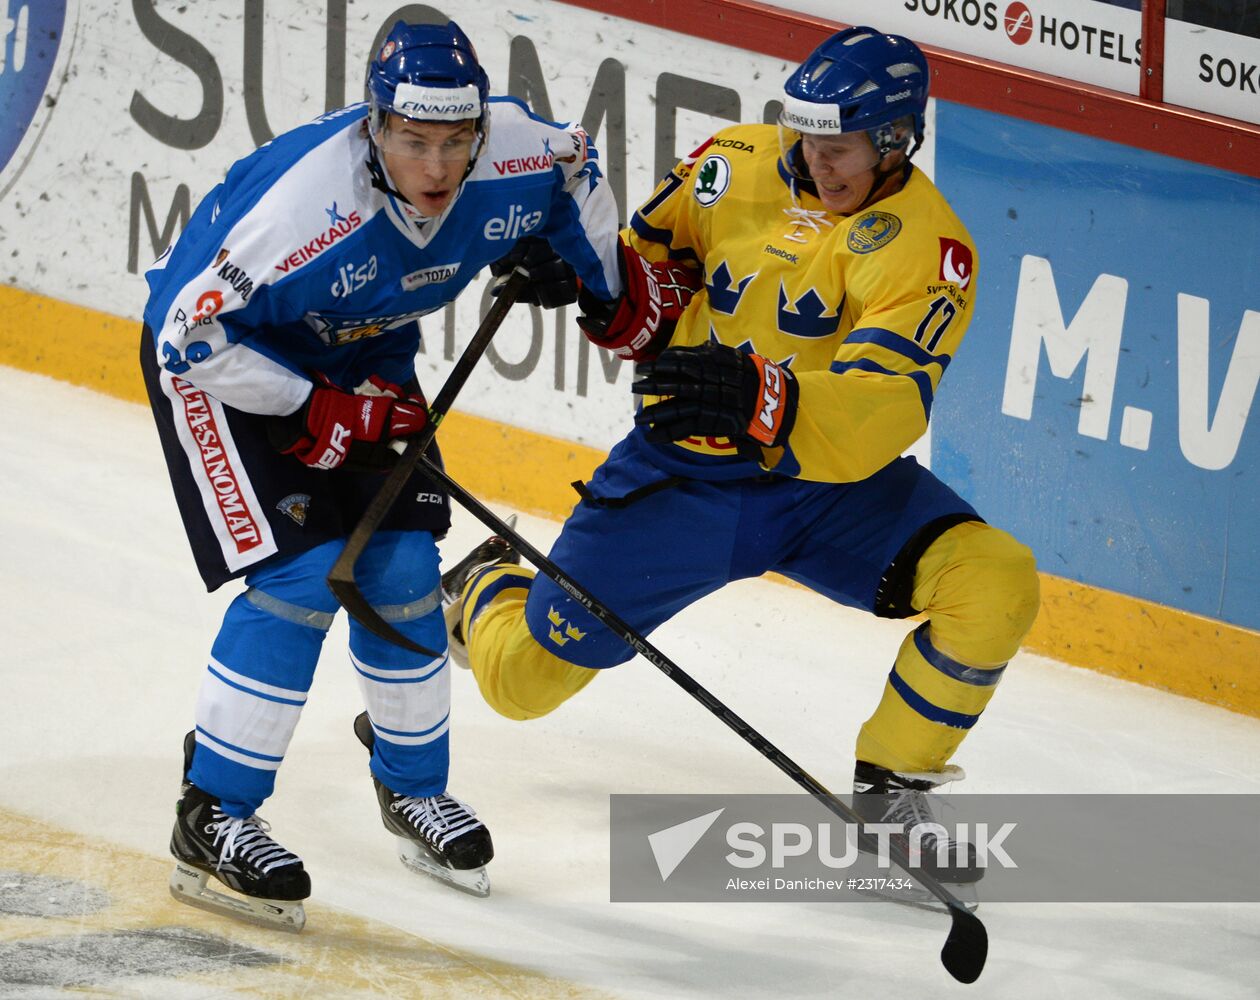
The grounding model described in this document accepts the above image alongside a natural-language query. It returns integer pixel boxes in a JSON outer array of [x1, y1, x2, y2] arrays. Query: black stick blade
[[326, 572, 439, 657], [325, 269, 528, 657], [941, 903, 988, 984]]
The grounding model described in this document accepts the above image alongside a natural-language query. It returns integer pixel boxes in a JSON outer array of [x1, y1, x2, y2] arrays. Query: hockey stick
[[418, 456, 988, 984], [326, 267, 531, 655]]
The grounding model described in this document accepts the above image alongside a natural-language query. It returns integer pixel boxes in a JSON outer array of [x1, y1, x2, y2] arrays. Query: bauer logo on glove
[[270, 373, 431, 471], [576, 240, 702, 362]]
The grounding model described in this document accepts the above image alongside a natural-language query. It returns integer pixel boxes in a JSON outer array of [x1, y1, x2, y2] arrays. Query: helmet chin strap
[[853, 155, 912, 213], [366, 141, 408, 202]]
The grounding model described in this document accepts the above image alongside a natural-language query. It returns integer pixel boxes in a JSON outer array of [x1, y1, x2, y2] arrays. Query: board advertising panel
[[1165, 18, 1260, 125], [0, 0, 1256, 648], [777, 0, 1143, 93], [934, 104, 1260, 629]]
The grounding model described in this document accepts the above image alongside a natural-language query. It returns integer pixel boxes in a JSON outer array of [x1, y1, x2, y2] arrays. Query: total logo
[[330, 255, 378, 298], [483, 203, 543, 241]]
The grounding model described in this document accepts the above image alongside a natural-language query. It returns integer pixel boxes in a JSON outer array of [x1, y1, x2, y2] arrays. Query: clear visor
[[371, 112, 482, 162], [777, 123, 881, 182]]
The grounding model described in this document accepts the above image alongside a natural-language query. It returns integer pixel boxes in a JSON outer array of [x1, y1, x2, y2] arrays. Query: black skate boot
[[169, 733, 310, 931], [354, 712, 494, 897], [852, 760, 981, 912], [441, 516, 520, 670]]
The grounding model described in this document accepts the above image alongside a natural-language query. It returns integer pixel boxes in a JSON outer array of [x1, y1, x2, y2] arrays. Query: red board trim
[[556, 0, 1260, 179]]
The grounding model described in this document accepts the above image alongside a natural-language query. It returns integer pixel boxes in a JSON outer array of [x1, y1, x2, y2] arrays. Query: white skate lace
[[782, 206, 834, 244], [210, 811, 301, 873], [393, 793, 484, 850], [882, 790, 944, 837], [877, 771, 963, 848]]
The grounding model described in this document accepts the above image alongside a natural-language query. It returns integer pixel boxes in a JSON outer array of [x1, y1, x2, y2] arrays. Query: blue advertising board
[[933, 103, 1260, 630], [1, 2, 67, 181]]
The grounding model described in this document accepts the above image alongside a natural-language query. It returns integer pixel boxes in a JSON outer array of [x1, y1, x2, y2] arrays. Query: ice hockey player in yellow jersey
[[443, 26, 1041, 893]]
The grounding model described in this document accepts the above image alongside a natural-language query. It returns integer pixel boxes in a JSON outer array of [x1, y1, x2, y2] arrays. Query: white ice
[[2, 366, 1258, 999]]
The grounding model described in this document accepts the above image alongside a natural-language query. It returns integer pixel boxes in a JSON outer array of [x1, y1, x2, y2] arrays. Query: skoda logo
[[1, 2, 69, 191]]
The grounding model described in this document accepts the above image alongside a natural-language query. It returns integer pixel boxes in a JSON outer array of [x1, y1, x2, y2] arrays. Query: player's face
[[379, 116, 478, 216], [799, 132, 890, 215]]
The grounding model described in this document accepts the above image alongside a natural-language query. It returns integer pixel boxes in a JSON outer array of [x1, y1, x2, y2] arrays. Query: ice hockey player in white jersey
[[142, 19, 636, 931]]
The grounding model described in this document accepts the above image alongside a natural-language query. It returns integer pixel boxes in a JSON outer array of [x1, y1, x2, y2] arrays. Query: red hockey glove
[[632, 342, 798, 455], [283, 376, 429, 470], [577, 241, 702, 361]]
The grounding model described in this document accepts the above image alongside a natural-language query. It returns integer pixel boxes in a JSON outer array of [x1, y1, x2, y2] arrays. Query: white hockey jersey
[[143, 98, 621, 416]]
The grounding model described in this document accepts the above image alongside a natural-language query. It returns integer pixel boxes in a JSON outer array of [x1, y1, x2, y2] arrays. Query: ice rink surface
[[2, 366, 1259, 998]]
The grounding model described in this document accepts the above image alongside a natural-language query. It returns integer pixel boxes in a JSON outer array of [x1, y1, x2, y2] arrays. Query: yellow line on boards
[[2, 283, 1255, 718]]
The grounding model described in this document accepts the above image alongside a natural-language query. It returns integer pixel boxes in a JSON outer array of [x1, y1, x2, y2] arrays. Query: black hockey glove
[[632, 342, 799, 456], [489, 236, 578, 309]]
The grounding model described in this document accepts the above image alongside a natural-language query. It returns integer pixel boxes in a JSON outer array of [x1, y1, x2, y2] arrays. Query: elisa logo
[[1, 2, 68, 187], [1004, 2, 1034, 46]]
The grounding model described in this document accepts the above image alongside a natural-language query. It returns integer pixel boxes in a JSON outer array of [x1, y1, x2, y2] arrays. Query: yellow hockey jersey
[[627, 123, 978, 484]]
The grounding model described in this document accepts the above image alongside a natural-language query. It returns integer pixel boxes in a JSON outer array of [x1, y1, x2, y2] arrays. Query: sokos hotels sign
[[785, 0, 1143, 94]]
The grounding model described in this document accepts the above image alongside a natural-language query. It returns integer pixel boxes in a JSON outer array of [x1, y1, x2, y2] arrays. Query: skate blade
[[169, 862, 307, 932], [397, 838, 490, 898]]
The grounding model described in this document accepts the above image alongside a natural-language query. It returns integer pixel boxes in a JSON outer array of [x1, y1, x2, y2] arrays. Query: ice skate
[[851, 760, 980, 913], [354, 712, 494, 896], [441, 515, 520, 669], [169, 781, 310, 932]]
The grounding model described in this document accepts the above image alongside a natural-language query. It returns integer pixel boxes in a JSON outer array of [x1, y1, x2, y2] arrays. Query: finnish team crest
[[847, 211, 902, 254], [693, 155, 731, 207], [276, 494, 311, 526]]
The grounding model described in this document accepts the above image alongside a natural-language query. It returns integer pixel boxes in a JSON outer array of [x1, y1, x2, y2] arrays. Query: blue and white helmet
[[366, 20, 491, 156], [779, 26, 929, 176]]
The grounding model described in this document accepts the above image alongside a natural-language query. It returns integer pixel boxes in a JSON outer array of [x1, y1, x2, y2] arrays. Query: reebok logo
[[647, 809, 725, 881]]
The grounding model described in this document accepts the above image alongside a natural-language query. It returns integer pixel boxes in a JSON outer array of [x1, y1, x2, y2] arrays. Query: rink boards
[[0, 0, 1256, 715]]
